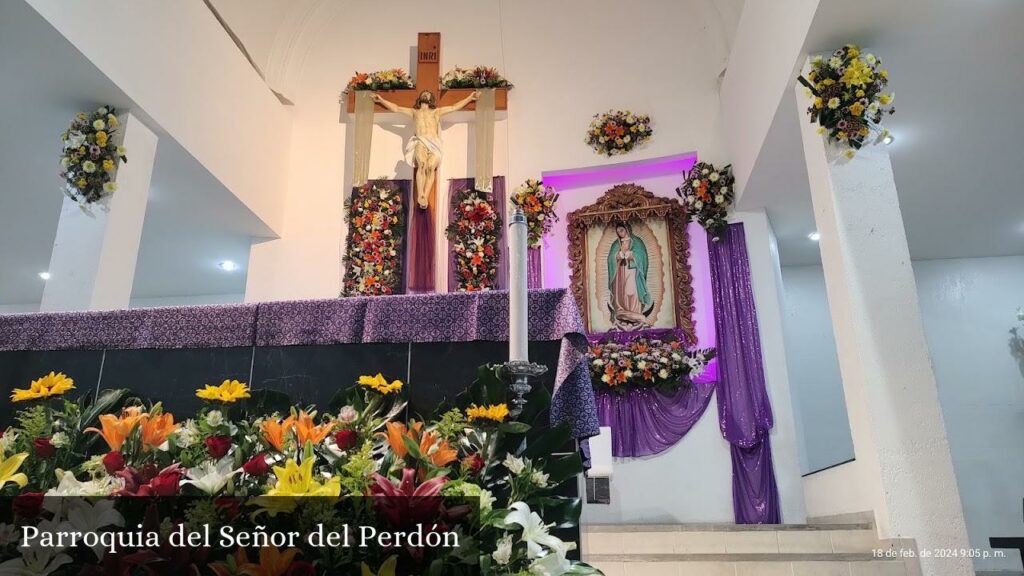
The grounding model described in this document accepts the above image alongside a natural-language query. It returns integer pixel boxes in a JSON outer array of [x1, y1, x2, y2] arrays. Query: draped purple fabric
[[527, 247, 543, 289], [447, 177, 508, 292], [407, 180, 435, 293], [709, 223, 781, 524]]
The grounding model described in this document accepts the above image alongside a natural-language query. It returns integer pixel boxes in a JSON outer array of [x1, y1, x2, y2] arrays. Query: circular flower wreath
[[346, 68, 414, 91], [342, 180, 405, 296], [676, 162, 735, 241], [588, 337, 715, 394], [60, 106, 127, 205], [441, 66, 513, 89], [510, 179, 559, 248], [586, 110, 652, 156], [798, 44, 895, 157], [445, 188, 501, 292]]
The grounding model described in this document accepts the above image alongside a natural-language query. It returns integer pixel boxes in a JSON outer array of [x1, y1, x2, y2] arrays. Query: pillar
[[795, 80, 973, 575], [40, 111, 158, 312]]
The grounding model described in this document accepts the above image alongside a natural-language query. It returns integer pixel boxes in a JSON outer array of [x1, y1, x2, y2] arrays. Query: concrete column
[[40, 111, 158, 312], [794, 82, 973, 575]]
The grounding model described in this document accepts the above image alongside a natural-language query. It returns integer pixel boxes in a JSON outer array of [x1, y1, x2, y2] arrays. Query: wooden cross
[[345, 32, 509, 113], [345, 33, 510, 293]]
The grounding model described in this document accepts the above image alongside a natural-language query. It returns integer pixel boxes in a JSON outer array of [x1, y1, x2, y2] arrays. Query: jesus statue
[[373, 90, 480, 209]]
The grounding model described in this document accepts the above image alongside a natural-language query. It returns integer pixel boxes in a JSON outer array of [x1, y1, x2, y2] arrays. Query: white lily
[[0, 520, 72, 576], [46, 471, 123, 497], [503, 454, 527, 475], [529, 551, 572, 576], [61, 500, 124, 559], [182, 458, 240, 495], [504, 502, 570, 559]]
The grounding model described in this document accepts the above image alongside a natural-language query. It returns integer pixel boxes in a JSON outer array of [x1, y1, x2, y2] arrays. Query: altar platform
[[0, 288, 599, 443]]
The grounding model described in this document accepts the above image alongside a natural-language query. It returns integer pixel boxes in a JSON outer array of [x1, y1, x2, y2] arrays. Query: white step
[[584, 524, 884, 555], [589, 558, 910, 576]]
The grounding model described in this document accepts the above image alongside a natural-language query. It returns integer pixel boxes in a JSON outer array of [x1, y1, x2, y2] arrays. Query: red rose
[[214, 496, 242, 520], [242, 454, 271, 476], [334, 430, 357, 451], [33, 437, 56, 459], [141, 469, 181, 497], [103, 451, 126, 474], [205, 435, 232, 459], [461, 453, 485, 476], [286, 561, 315, 576], [12, 492, 44, 518]]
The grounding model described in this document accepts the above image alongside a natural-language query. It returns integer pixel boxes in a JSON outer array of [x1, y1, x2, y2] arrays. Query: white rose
[[715, 195, 724, 203], [658, 369, 670, 379], [97, 107, 108, 115], [701, 169, 709, 175], [206, 410, 224, 427], [720, 186, 729, 194], [692, 179, 701, 187], [92, 119, 106, 131], [695, 201, 704, 209], [709, 172, 720, 182]]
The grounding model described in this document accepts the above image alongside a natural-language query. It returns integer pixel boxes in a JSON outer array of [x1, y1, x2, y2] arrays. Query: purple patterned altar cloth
[[0, 289, 598, 440]]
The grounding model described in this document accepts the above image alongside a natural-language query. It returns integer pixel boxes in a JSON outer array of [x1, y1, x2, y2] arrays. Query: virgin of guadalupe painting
[[607, 221, 654, 330], [568, 184, 696, 343]]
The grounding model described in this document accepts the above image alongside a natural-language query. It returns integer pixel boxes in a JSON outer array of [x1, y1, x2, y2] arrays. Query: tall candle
[[509, 205, 529, 362]]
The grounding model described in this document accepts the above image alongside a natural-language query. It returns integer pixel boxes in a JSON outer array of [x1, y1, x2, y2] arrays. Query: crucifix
[[346, 33, 510, 292]]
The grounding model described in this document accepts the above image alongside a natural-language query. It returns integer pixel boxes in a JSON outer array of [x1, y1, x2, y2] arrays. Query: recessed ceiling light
[[38, 271, 51, 280], [807, 232, 821, 242], [218, 260, 239, 272]]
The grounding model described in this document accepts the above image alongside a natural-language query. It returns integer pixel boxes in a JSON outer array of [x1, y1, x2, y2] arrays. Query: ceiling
[[0, 0, 270, 305], [743, 0, 1024, 266]]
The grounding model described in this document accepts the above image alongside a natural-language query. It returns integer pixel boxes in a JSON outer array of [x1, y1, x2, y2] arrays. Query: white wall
[[0, 303, 39, 315], [129, 293, 244, 309], [785, 257, 1024, 571], [245, 0, 735, 301], [781, 265, 854, 474], [24, 0, 291, 234]]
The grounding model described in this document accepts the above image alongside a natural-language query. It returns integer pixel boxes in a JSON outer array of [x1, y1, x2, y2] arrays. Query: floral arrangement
[[1010, 308, 1024, 375], [510, 179, 559, 248], [445, 188, 502, 292], [346, 69, 414, 92], [585, 110, 652, 157], [0, 367, 600, 575], [342, 180, 406, 296], [798, 44, 895, 157], [59, 106, 127, 205], [441, 66, 513, 89], [588, 337, 715, 394], [676, 162, 735, 241]]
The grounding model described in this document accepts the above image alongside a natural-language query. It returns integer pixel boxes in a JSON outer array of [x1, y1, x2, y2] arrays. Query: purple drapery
[[407, 179, 435, 294], [710, 223, 780, 524], [447, 177, 508, 292], [527, 247, 543, 289]]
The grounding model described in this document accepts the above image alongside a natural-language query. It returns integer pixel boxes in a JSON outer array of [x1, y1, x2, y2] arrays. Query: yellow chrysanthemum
[[10, 372, 75, 402], [357, 373, 403, 395], [466, 403, 510, 423], [265, 458, 342, 497], [849, 102, 865, 116], [195, 379, 251, 403]]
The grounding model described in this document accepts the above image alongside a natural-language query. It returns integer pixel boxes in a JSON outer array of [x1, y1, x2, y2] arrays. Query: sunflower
[[466, 403, 510, 423], [10, 372, 75, 402], [195, 379, 251, 403]]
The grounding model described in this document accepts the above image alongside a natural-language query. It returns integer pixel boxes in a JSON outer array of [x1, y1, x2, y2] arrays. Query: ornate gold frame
[[567, 183, 696, 344]]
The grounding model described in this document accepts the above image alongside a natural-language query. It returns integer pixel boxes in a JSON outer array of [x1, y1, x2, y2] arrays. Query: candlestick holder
[[504, 360, 549, 418]]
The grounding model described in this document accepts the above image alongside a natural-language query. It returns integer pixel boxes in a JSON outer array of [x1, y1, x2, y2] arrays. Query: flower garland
[[0, 368, 600, 575], [588, 337, 715, 394], [59, 106, 127, 205], [441, 66, 513, 89], [798, 44, 895, 157], [445, 188, 501, 292], [510, 179, 559, 248], [586, 110, 652, 156], [676, 162, 735, 241], [346, 69, 414, 91], [342, 180, 405, 296]]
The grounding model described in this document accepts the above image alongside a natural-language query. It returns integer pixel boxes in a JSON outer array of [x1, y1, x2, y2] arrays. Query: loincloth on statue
[[405, 135, 443, 167]]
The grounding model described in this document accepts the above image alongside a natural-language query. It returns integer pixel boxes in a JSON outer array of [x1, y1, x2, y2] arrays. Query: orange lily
[[262, 415, 296, 453], [140, 412, 179, 451], [381, 421, 422, 459], [224, 545, 300, 576], [85, 407, 145, 452], [294, 410, 334, 447], [419, 430, 457, 467]]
